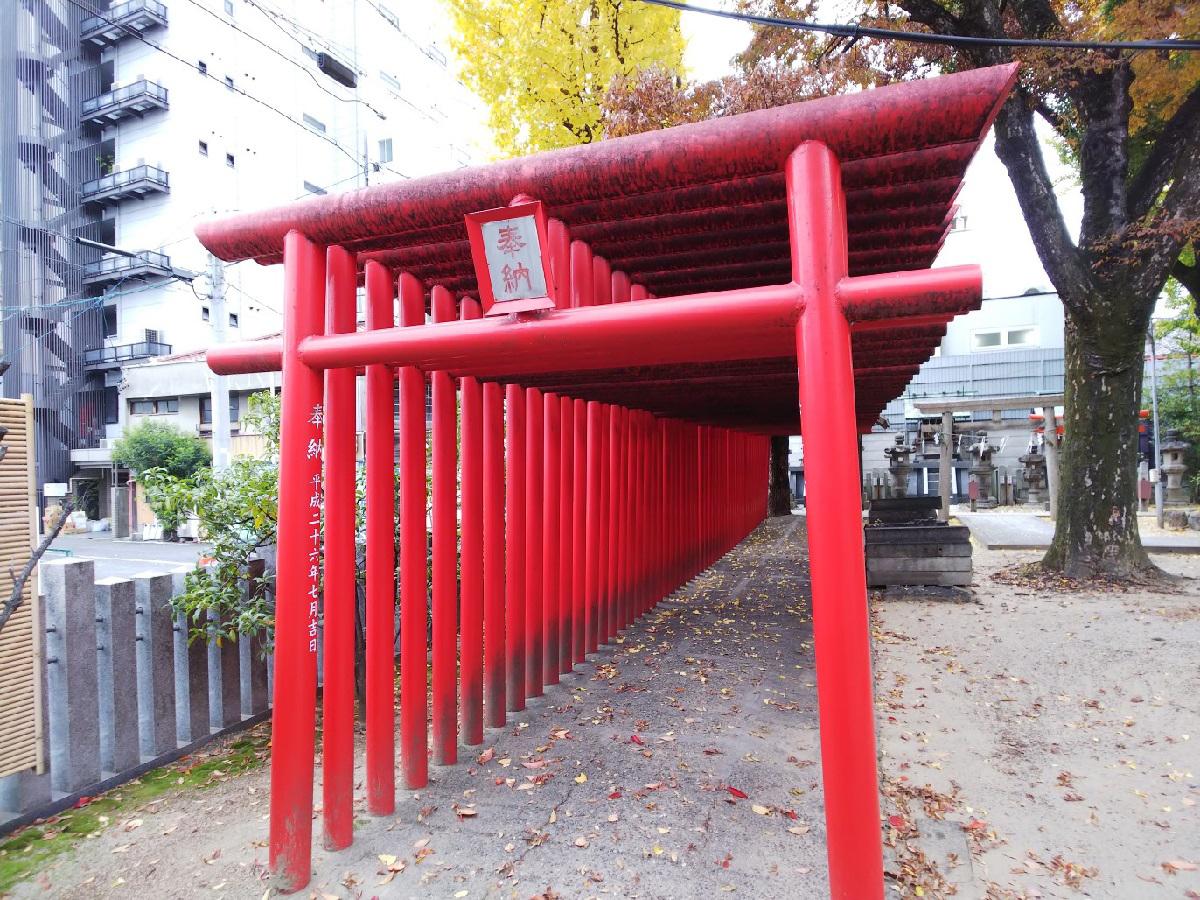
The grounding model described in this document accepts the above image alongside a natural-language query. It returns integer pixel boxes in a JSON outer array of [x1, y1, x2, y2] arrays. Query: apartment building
[[1, 0, 485, 499]]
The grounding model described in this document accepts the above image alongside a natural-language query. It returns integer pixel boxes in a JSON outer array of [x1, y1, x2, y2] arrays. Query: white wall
[[97, 0, 489, 357]]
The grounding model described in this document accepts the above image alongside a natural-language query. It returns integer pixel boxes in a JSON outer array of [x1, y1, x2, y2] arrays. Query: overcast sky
[[680, 2, 1085, 302]]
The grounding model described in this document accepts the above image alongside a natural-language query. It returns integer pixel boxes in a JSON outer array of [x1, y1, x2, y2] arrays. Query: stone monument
[[967, 432, 998, 509], [1161, 428, 1190, 506], [883, 433, 915, 498]]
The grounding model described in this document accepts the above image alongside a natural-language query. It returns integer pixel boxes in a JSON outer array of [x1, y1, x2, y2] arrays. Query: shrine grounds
[[5, 516, 1199, 898]]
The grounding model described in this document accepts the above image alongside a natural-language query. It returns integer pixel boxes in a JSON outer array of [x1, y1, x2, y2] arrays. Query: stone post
[[939, 411, 953, 521], [209, 608, 241, 729], [238, 559, 270, 716], [110, 485, 130, 539], [95, 577, 139, 775], [134, 572, 177, 758], [42, 558, 102, 793], [171, 573, 210, 743], [1042, 406, 1060, 519]]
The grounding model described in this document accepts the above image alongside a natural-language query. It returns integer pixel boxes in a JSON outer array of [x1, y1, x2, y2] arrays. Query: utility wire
[[179, 0, 389, 121], [65, 0, 367, 169], [636, 0, 1200, 52]]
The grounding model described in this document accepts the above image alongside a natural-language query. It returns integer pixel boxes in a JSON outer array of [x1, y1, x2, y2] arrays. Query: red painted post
[[459, 299, 484, 744], [431, 286, 457, 765], [584, 401, 602, 656], [483, 381, 506, 727], [525, 386, 544, 696], [606, 405, 621, 641], [399, 273, 428, 790], [267, 231, 324, 892], [559, 396, 575, 674], [505, 384, 526, 710], [788, 140, 884, 900], [321, 244, 356, 852], [543, 392, 561, 685], [596, 404, 610, 645], [572, 399, 587, 664], [364, 260, 396, 816]]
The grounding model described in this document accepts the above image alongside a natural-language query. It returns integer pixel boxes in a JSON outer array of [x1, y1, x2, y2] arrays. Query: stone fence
[[0, 558, 275, 832]]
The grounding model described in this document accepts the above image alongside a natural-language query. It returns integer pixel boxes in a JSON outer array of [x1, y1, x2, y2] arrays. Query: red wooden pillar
[[571, 398, 587, 664], [363, 260, 395, 816], [483, 381, 506, 727], [558, 395, 574, 675], [459, 299, 484, 744], [398, 273, 428, 790], [543, 392, 561, 685], [268, 232, 324, 891], [788, 140, 883, 900], [431, 286, 457, 765], [607, 405, 623, 639], [321, 244, 356, 851], [525, 387, 544, 696], [584, 401, 602, 656], [505, 384, 526, 710]]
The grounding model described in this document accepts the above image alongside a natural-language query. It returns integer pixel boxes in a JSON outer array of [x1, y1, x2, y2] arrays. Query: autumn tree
[[443, 0, 685, 156], [605, 1, 1200, 579]]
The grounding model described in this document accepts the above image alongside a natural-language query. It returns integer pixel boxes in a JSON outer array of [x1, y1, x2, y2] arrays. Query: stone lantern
[[967, 432, 998, 509], [1160, 428, 1190, 506], [883, 433, 916, 498], [1019, 413, 1048, 505]]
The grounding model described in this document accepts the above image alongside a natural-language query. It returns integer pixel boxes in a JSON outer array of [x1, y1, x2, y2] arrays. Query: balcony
[[82, 80, 169, 126], [81, 1, 168, 47], [84, 340, 173, 369], [82, 250, 173, 285], [81, 165, 169, 206]]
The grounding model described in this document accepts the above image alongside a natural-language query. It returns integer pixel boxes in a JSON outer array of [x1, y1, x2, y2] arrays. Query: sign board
[[464, 200, 557, 316]]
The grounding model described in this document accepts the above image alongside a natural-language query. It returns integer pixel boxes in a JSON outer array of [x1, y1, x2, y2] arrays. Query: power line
[[64, 0, 367, 170], [636, 0, 1200, 52], [179, 0, 390, 121]]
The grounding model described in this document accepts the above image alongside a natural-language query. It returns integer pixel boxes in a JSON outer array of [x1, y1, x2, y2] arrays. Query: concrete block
[[209, 609, 241, 729], [868, 557, 972, 574], [43, 558, 102, 793], [867, 542, 972, 559], [134, 573, 177, 758], [95, 577, 139, 775]]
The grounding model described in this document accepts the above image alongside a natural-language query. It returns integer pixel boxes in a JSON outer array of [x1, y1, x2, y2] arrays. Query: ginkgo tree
[[443, 0, 685, 156], [605, 0, 1200, 580]]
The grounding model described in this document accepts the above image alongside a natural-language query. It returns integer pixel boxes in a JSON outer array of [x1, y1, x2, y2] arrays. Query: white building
[[76, 0, 486, 444]]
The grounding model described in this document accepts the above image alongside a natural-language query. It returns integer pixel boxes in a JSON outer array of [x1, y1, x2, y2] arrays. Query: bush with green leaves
[[139, 467, 196, 537], [112, 419, 211, 478]]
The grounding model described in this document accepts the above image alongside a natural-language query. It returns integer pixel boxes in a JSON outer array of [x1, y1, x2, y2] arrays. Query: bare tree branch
[[0, 499, 74, 634], [990, 90, 1090, 312], [1128, 149, 1200, 301], [1127, 81, 1200, 223]]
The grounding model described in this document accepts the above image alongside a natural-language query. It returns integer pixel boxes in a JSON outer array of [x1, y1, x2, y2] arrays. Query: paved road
[[957, 511, 1200, 553], [44, 532, 213, 580]]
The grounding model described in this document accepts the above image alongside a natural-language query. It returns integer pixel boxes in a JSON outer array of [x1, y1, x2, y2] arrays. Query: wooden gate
[[0, 396, 45, 779]]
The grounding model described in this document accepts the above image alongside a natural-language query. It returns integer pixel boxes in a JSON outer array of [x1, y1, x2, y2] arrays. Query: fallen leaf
[[1164, 860, 1198, 875], [727, 787, 748, 800], [574, 836, 589, 848], [575, 773, 588, 784], [751, 804, 772, 816], [477, 747, 495, 764]]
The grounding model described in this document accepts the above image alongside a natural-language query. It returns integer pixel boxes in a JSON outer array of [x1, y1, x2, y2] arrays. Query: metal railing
[[81, 165, 170, 201], [83, 250, 172, 281], [81, 0, 168, 40], [81, 80, 168, 119], [84, 340, 173, 366]]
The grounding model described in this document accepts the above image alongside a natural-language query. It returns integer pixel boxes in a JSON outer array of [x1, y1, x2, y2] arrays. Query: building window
[[198, 140, 208, 156], [380, 71, 401, 94], [198, 60, 208, 75], [971, 327, 1039, 351], [226, 153, 236, 168], [950, 214, 969, 232], [102, 305, 117, 338], [144, 328, 159, 344], [423, 44, 447, 67], [130, 398, 179, 416], [103, 386, 119, 425], [225, 75, 235, 90], [229, 312, 239, 328], [378, 138, 393, 163], [302, 46, 318, 63], [224, 0, 234, 14], [202, 306, 210, 322], [303, 180, 327, 195], [302, 113, 327, 134], [972, 331, 1002, 350], [1007, 327, 1037, 346], [377, 3, 399, 28], [200, 396, 240, 425]]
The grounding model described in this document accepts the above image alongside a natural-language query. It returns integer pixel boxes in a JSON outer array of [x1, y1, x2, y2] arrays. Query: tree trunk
[[1043, 309, 1156, 577], [768, 434, 792, 516]]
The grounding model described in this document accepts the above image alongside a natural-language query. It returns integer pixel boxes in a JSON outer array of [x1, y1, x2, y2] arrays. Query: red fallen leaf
[[888, 815, 906, 828], [727, 787, 748, 800], [1163, 860, 1198, 875], [73, 796, 92, 809], [963, 819, 987, 831], [783, 809, 799, 821], [608, 791, 622, 800], [477, 747, 495, 764], [630, 735, 645, 746]]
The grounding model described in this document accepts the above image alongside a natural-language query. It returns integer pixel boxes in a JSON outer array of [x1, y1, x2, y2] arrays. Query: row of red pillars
[[270, 227, 770, 893]]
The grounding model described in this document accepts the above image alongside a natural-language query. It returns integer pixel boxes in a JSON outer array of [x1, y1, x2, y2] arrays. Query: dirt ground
[[8, 518, 1198, 899], [873, 545, 1200, 898]]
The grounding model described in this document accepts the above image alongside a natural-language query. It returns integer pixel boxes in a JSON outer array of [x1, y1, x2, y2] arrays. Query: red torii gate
[[201, 63, 1018, 898]]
